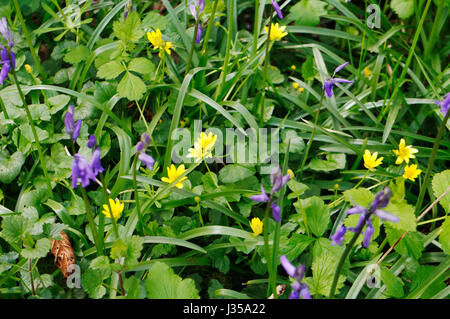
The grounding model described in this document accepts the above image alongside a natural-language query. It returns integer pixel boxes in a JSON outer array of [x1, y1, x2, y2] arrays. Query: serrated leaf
[[384, 201, 416, 232], [432, 170, 450, 213], [63, 45, 90, 64], [117, 72, 146, 101], [280, 233, 315, 261], [129, 57, 155, 74], [110, 235, 143, 266], [307, 249, 345, 296], [145, 262, 200, 299], [0, 150, 25, 184], [97, 60, 125, 80], [385, 227, 424, 259], [82, 268, 111, 299], [308, 153, 346, 172], [0, 215, 32, 245], [343, 188, 374, 207], [439, 217, 450, 255], [288, 0, 327, 26], [218, 165, 255, 183], [113, 11, 144, 44], [21, 238, 51, 259], [391, 0, 415, 19]]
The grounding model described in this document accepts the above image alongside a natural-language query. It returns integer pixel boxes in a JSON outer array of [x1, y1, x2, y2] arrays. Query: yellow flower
[[292, 82, 300, 89], [102, 198, 124, 220], [187, 132, 217, 161], [264, 23, 287, 41], [250, 217, 263, 236], [364, 66, 372, 78], [147, 28, 173, 55], [403, 164, 421, 182], [363, 150, 383, 171], [392, 138, 418, 165], [25, 64, 33, 74], [291, 65, 296, 71], [286, 169, 295, 179], [161, 164, 188, 189], [298, 87, 305, 93]]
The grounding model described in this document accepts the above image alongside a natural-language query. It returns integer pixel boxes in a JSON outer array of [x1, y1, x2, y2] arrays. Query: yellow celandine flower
[[364, 66, 372, 78], [25, 64, 33, 74], [392, 138, 418, 165], [161, 164, 188, 189], [147, 28, 173, 55], [403, 164, 422, 182], [287, 169, 295, 179], [292, 82, 300, 89], [187, 132, 217, 161], [264, 23, 288, 41], [102, 198, 124, 220], [250, 217, 263, 236], [291, 65, 296, 71], [363, 150, 383, 171], [298, 87, 305, 93]]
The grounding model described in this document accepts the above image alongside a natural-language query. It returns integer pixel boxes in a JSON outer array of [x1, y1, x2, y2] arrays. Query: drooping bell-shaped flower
[[323, 62, 354, 98], [280, 255, 312, 299], [271, 1, 283, 19]]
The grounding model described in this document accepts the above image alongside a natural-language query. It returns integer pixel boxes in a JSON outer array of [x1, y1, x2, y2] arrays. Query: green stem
[[329, 212, 371, 298], [185, 20, 200, 76], [258, 8, 273, 127], [132, 154, 148, 235], [201, 0, 219, 58], [28, 259, 35, 296], [10, 66, 53, 199], [415, 111, 450, 214], [12, 0, 46, 80], [262, 202, 272, 298], [299, 91, 325, 180], [353, 170, 370, 189], [99, 174, 120, 240], [80, 187, 103, 256], [252, 0, 260, 56]]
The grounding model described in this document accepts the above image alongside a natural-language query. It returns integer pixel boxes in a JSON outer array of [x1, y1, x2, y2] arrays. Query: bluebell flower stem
[[299, 91, 325, 180], [329, 212, 371, 298], [258, 7, 274, 127], [262, 202, 273, 297], [415, 110, 449, 214], [80, 187, 103, 256], [185, 19, 200, 76], [132, 154, 145, 234], [10, 67, 53, 199], [12, 0, 45, 80]]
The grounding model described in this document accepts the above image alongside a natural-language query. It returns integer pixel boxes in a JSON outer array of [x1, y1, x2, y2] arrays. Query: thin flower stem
[[299, 91, 325, 180], [132, 154, 145, 234], [252, 0, 260, 56], [329, 212, 371, 298], [415, 111, 449, 214], [262, 201, 273, 298], [10, 66, 53, 199], [12, 0, 45, 80], [185, 20, 200, 76], [80, 187, 103, 256], [258, 7, 274, 127], [353, 170, 370, 189]]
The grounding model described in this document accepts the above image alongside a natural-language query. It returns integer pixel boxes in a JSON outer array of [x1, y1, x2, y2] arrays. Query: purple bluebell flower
[[272, 0, 283, 19], [64, 105, 81, 142], [331, 225, 346, 246], [136, 141, 144, 153], [189, 0, 205, 43], [250, 184, 270, 203], [72, 154, 95, 189], [271, 202, 281, 222], [141, 133, 151, 146], [330, 187, 398, 248], [138, 153, 155, 170], [87, 134, 97, 149], [323, 62, 354, 98], [280, 255, 312, 299], [436, 93, 450, 117], [0, 17, 14, 48], [196, 23, 202, 44], [270, 167, 290, 194], [123, 2, 133, 19], [91, 147, 104, 176], [0, 45, 14, 85]]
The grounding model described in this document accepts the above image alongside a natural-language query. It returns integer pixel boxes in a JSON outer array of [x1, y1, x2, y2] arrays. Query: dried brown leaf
[[50, 231, 76, 278]]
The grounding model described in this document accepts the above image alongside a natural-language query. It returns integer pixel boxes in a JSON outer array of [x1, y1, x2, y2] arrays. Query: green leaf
[[391, 0, 415, 19], [117, 72, 146, 101], [286, 180, 309, 199], [343, 188, 374, 207], [128, 57, 155, 74], [380, 266, 404, 298], [145, 262, 200, 299], [82, 268, 111, 299], [142, 11, 169, 31], [288, 0, 327, 26], [432, 169, 450, 213], [0, 215, 32, 245], [266, 65, 284, 84], [439, 217, 450, 255], [301, 56, 316, 81], [280, 233, 315, 261], [384, 201, 416, 232], [97, 60, 125, 80], [303, 196, 330, 237], [218, 165, 255, 184], [307, 249, 345, 296], [280, 130, 305, 153], [110, 235, 143, 266], [113, 11, 144, 44], [48, 94, 70, 114], [0, 150, 25, 184], [385, 227, 424, 259], [308, 153, 346, 172], [63, 45, 90, 64], [21, 238, 51, 259], [408, 264, 448, 299]]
